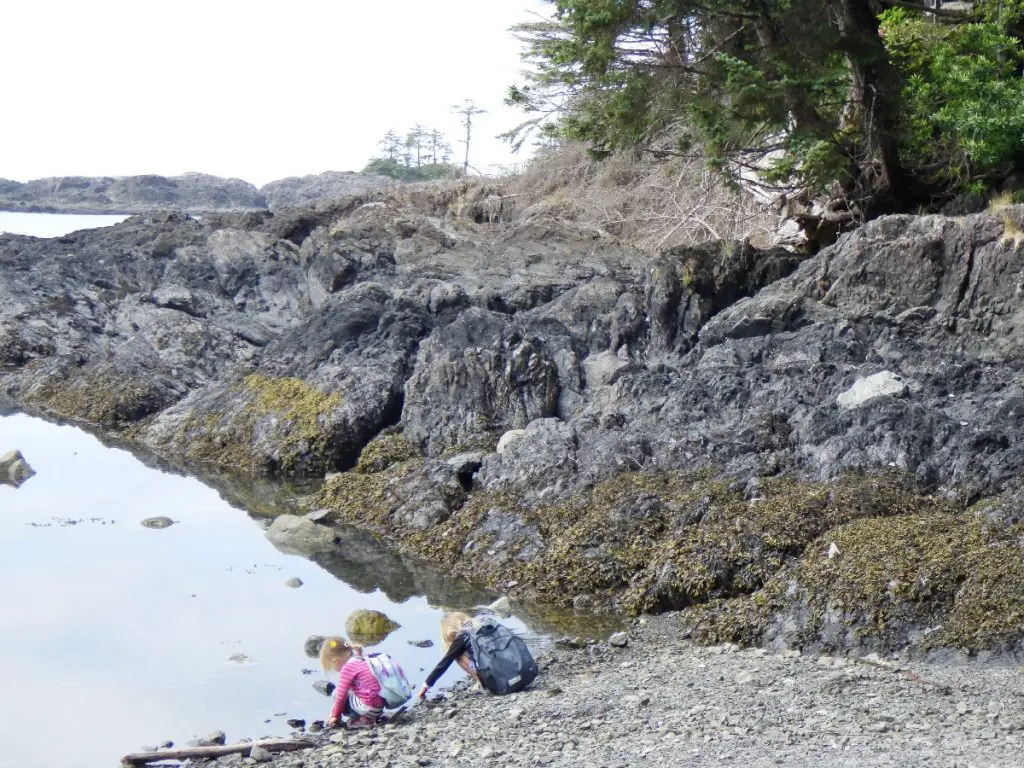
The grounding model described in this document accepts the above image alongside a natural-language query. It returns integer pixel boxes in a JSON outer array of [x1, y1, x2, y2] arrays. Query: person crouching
[[320, 637, 385, 728]]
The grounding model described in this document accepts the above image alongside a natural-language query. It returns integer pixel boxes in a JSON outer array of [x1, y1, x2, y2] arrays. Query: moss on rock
[[312, 464, 964, 630], [25, 368, 167, 426], [345, 609, 400, 644], [171, 374, 342, 475], [356, 433, 420, 474], [687, 505, 1024, 653]]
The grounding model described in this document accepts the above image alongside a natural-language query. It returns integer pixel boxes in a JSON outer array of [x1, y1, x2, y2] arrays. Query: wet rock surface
[[8, 185, 1024, 653], [204, 615, 1024, 768]]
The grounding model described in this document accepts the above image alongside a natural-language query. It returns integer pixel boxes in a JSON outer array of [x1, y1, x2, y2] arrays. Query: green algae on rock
[[686, 504, 1024, 654], [312, 465, 965, 628], [24, 365, 174, 427], [355, 433, 420, 474], [165, 375, 342, 475], [345, 609, 400, 644]]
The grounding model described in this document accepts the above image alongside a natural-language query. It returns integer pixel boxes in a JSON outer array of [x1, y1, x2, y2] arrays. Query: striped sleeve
[[330, 661, 360, 720]]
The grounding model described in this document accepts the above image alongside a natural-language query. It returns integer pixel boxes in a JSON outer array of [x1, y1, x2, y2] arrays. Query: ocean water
[[0, 211, 130, 238], [0, 416, 533, 768]]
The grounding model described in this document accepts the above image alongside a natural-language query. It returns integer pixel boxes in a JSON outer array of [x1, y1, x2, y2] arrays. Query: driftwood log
[[121, 738, 315, 766]]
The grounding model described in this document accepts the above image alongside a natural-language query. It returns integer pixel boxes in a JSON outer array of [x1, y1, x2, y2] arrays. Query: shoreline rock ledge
[[5, 182, 1024, 657]]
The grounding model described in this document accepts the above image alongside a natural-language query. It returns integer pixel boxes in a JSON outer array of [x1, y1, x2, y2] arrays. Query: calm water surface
[[0, 211, 130, 238], [0, 415, 535, 768]]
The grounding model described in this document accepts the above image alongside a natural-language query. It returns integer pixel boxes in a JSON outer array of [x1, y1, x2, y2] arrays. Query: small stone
[[287, 718, 306, 729], [141, 516, 175, 529], [159, 741, 174, 749], [608, 632, 628, 648], [250, 745, 273, 762], [313, 680, 336, 697], [285, 577, 304, 588], [408, 639, 434, 648], [305, 635, 326, 657], [735, 670, 758, 685]]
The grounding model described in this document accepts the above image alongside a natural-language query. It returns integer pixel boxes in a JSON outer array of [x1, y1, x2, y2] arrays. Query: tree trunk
[[833, 0, 913, 213], [120, 738, 315, 766]]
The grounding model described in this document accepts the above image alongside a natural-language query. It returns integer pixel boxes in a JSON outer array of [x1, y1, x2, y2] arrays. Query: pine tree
[[453, 99, 488, 175]]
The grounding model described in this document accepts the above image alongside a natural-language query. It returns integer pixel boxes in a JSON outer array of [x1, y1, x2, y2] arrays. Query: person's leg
[[456, 653, 481, 686]]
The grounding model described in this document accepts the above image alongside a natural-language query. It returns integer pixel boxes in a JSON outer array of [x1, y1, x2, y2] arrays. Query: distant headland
[[0, 171, 397, 214]]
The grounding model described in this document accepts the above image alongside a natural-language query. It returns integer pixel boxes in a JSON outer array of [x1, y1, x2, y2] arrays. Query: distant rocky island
[[0, 171, 396, 215]]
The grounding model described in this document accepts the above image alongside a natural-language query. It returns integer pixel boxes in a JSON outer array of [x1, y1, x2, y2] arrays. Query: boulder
[[836, 371, 909, 410], [345, 609, 400, 644], [1, 450, 35, 488], [266, 515, 336, 555]]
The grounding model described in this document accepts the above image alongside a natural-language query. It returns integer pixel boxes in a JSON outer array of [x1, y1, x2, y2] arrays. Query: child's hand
[[417, 683, 429, 701], [325, 717, 339, 728]]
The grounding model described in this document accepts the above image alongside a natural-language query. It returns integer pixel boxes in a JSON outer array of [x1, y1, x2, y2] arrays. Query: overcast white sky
[[0, 0, 550, 186]]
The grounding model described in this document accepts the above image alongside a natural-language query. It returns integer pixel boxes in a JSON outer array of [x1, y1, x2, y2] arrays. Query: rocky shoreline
[[160, 613, 1024, 768], [5, 181, 1024, 659]]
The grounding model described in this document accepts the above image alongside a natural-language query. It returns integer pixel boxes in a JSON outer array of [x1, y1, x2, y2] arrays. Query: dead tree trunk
[[120, 738, 315, 766]]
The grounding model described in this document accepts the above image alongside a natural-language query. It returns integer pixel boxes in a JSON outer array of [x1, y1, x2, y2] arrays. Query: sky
[[0, 0, 550, 186]]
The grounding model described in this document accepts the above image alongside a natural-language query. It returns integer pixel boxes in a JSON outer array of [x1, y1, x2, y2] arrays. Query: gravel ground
[[175, 614, 1024, 768]]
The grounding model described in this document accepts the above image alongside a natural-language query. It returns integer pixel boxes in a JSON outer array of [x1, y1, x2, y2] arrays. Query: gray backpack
[[466, 618, 538, 695]]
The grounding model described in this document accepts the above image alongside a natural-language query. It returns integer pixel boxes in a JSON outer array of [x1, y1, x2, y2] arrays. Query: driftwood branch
[[120, 738, 314, 766]]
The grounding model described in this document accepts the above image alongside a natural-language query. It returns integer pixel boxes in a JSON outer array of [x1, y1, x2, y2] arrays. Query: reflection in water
[[0, 412, 618, 768]]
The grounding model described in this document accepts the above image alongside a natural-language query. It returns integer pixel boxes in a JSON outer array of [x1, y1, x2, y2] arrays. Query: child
[[416, 611, 479, 700], [319, 637, 385, 728]]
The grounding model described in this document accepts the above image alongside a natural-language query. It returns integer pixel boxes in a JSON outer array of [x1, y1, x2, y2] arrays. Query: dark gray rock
[[313, 680, 335, 697], [304, 635, 326, 658], [140, 516, 175, 529]]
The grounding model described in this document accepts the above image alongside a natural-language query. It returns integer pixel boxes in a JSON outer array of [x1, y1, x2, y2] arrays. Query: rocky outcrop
[[7, 182, 1024, 653], [0, 174, 267, 214], [259, 171, 396, 211]]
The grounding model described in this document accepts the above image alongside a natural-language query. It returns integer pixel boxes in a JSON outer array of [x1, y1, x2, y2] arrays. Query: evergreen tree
[[377, 130, 403, 162], [508, 0, 1024, 216], [453, 99, 488, 175]]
